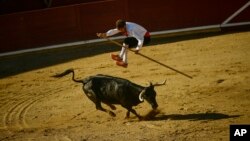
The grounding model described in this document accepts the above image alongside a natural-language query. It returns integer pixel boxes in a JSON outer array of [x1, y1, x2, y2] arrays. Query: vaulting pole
[[103, 37, 193, 79]]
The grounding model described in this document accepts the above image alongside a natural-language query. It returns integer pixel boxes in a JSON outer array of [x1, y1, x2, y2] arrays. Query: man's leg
[[119, 43, 127, 58], [116, 45, 128, 67], [120, 44, 128, 63]]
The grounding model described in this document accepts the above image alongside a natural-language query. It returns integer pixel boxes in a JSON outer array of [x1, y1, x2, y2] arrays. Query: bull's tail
[[51, 68, 82, 83]]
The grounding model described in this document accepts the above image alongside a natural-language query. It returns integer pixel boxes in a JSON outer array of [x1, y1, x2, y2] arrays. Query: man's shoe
[[116, 61, 128, 68], [111, 54, 122, 61]]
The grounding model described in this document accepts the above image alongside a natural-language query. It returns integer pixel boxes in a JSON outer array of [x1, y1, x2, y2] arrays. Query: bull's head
[[139, 79, 166, 110]]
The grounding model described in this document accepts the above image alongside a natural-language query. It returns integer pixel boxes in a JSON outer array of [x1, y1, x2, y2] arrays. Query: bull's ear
[[149, 83, 154, 89], [148, 82, 154, 88], [150, 82, 153, 86]]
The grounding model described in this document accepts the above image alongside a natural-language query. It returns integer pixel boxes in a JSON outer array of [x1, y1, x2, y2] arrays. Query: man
[[97, 19, 151, 68]]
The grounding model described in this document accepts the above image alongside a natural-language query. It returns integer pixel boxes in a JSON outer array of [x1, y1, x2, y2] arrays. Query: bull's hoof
[[109, 111, 116, 117], [124, 116, 130, 119], [144, 109, 160, 120], [137, 116, 143, 121]]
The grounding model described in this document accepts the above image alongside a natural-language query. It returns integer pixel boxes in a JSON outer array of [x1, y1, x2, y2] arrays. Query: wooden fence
[[0, 0, 249, 53]]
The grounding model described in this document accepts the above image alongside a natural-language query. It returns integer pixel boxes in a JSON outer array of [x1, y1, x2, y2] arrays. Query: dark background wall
[[0, 0, 249, 53]]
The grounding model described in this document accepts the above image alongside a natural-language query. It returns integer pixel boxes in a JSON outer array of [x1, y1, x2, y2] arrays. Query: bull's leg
[[95, 102, 116, 117], [123, 106, 142, 120], [103, 102, 116, 110], [84, 89, 116, 117], [129, 108, 143, 120], [126, 111, 130, 119]]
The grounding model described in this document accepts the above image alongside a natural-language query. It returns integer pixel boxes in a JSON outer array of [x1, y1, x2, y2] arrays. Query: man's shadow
[[144, 112, 240, 121]]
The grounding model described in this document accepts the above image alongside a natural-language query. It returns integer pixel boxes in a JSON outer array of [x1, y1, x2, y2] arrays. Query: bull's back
[[83, 74, 142, 104]]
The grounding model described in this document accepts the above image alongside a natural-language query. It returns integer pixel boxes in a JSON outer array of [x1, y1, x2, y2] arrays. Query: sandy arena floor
[[0, 31, 250, 141]]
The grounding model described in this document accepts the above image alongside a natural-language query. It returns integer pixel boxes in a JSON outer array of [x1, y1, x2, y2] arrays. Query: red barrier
[[0, 0, 249, 53], [0, 0, 106, 15]]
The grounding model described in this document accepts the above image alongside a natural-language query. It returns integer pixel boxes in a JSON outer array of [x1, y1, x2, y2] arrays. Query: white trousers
[[119, 43, 128, 63]]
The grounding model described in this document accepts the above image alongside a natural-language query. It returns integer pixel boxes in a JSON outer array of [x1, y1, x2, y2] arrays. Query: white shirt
[[106, 22, 147, 50]]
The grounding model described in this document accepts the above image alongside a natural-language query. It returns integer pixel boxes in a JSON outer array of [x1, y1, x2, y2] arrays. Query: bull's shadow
[[145, 112, 240, 121]]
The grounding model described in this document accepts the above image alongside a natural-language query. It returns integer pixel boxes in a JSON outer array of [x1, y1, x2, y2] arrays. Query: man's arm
[[96, 28, 120, 38]]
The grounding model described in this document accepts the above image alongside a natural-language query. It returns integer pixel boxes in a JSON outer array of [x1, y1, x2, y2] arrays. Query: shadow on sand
[[0, 42, 118, 79], [145, 112, 240, 121]]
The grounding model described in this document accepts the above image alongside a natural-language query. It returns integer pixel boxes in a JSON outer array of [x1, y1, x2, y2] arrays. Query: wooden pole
[[104, 37, 193, 79]]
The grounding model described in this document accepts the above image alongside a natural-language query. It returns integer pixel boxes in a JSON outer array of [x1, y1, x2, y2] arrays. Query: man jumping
[[97, 19, 151, 68]]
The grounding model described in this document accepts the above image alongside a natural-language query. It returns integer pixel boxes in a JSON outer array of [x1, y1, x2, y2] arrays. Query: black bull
[[52, 69, 166, 120]]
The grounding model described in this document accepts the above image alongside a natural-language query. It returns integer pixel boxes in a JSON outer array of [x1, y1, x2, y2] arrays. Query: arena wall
[[0, 0, 249, 53]]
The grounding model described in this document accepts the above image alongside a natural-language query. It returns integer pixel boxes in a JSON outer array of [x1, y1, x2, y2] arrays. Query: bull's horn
[[152, 79, 167, 87], [139, 89, 146, 102]]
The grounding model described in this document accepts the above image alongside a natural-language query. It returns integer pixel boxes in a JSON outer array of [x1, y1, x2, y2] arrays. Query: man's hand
[[96, 33, 107, 38]]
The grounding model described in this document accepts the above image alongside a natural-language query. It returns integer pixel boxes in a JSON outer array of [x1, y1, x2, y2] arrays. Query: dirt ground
[[0, 31, 250, 141]]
